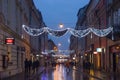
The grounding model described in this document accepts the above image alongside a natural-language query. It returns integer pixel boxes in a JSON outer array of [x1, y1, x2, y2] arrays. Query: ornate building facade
[[0, 0, 47, 78], [71, 0, 120, 72]]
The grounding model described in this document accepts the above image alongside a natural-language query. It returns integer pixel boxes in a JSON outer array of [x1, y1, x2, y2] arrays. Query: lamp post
[[58, 43, 62, 51], [59, 23, 64, 29], [58, 43, 61, 47]]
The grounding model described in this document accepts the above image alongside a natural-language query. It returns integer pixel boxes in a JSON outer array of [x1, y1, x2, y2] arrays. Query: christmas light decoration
[[69, 28, 91, 38], [90, 27, 113, 37], [46, 27, 69, 37], [22, 24, 113, 38], [22, 25, 45, 36], [43, 50, 75, 54]]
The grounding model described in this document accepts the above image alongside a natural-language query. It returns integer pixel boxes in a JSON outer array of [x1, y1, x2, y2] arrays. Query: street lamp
[[57, 43, 62, 51], [73, 57, 75, 60], [58, 43, 61, 47], [68, 38, 70, 43], [59, 23, 64, 29]]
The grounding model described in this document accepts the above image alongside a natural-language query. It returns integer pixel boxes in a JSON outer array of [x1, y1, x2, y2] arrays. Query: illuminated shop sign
[[5, 38, 15, 44], [96, 48, 102, 52]]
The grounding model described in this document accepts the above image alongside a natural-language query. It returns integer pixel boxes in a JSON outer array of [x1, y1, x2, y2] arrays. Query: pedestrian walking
[[32, 58, 37, 74], [24, 58, 29, 76], [84, 59, 91, 73], [65, 61, 70, 72], [28, 59, 32, 75], [35, 59, 40, 72]]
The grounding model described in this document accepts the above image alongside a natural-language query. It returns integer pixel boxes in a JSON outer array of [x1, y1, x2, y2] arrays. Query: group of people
[[24, 58, 40, 75]]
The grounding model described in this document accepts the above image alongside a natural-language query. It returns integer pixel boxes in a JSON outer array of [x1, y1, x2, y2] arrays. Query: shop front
[[110, 44, 120, 72]]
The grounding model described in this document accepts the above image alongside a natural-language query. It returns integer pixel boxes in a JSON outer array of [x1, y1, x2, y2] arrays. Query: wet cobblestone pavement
[[36, 64, 120, 80], [3, 64, 120, 80]]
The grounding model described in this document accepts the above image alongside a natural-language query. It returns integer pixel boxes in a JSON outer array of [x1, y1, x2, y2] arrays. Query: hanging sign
[[96, 48, 102, 52], [5, 38, 15, 44]]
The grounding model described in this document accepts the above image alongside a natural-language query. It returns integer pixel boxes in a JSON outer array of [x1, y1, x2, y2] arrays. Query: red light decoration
[[5, 38, 15, 44]]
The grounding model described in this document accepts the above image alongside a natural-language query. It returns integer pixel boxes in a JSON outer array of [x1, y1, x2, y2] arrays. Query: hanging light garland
[[69, 28, 91, 38], [22, 24, 113, 38], [44, 50, 75, 54], [46, 27, 69, 37], [91, 27, 113, 37], [22, 25, 45, 36]]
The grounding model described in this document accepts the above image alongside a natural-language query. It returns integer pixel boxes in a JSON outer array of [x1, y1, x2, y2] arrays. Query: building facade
[[72, 0, 120, 72], [47, 39, 57, 65], [48, 39, 57, 51], [75, 0, 108, 70], [75, 5, 88, 66], [0, 0, 47, 78], [85, 0, 107, 70], [106, 0, 120, 72]]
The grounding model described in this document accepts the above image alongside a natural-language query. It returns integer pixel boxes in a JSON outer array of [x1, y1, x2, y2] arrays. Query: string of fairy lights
[[22, 24, 113, 38]]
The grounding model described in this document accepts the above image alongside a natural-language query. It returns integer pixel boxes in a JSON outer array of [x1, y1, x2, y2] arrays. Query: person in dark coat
[[28, 59, 32, 75], [24, 58, 29, 75], [32, 59, 36, 74], [83, 59, 87, 69], [35, 59, 40, 71], [85, 60, 91, 73]]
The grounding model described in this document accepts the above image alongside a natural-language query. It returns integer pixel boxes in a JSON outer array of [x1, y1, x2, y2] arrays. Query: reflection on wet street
[[39, 64, 98, 80], [32, 63, 120, 80]]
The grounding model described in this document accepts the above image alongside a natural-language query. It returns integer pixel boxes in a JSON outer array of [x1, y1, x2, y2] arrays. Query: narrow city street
[[34, 64, 120, 80], [0, 0, 120, 79], [2, 64, 120, 80]]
